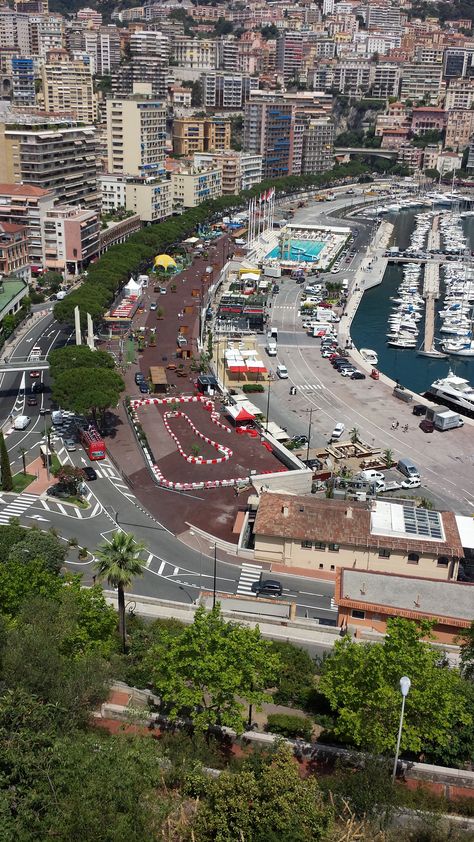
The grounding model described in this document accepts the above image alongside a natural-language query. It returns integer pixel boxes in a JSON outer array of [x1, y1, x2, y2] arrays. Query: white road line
[[157, 560, 166, 575], [74, 507, 83, 519], [91, 503, 101, 517], [237, 563, 262, 595], [145, 552, 153, 569], [173, 566, 179, 576], [57, 503, 67, 515], [40, 499, 50, 510]]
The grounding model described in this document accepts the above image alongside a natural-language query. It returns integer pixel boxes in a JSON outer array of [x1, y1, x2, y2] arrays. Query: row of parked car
[[320, 337, 366, 380]]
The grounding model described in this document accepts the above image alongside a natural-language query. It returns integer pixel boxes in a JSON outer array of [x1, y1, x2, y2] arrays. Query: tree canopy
[[51, 367, 124, 417], [318, 618, 471, 756], [151, 605, 280, 733], [48, 345, 115, 379]]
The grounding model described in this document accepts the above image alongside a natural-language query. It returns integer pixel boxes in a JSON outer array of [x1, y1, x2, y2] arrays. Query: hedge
[[53, 161, 370, 328], [266, 713, 313, 741]]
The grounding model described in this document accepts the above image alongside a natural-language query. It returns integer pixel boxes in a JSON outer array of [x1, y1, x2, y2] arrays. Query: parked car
[[47, 485, 70, 498], [412, 404, 426, 416], [139, 382, 150, 394], [291, 434, 308, 446], [159, 287, 167, 294], [401, 477, 421, 489], [150, 302, 157, 310], [340, 367, 356, 377], [351, 371, 366, 380], [135, 372, 145, 384], [419, 419, 434, 433], [251, 579, 283, 597], [82, 466, 97, 481]]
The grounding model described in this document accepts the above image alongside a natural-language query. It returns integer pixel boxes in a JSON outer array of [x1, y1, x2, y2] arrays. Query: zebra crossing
[[0, 493, 38, 525], [236, 562, 262, 596], [298, 384, 326, 391]]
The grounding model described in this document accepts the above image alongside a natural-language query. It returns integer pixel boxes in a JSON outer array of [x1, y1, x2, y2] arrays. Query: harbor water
[[351, 210, 474, 396]]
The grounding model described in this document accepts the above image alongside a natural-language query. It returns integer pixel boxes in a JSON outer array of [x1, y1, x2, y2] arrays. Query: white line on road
[[145, 553, 153, 568], [157, 560, 166, 575]]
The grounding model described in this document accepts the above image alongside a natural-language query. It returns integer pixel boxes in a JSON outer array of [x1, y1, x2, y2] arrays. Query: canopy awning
[[225, 404, 255, 422]]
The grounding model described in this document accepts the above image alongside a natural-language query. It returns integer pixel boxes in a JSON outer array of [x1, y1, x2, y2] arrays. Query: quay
[[421, 216, 441, 354]]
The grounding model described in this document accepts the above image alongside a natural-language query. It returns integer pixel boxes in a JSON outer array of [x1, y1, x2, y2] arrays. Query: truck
[[425, 408, 464, 431]]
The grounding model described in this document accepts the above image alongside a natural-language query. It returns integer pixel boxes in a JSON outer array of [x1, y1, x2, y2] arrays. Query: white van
[[358, 469, 384, 482], [331, 422, 345, 440], [266, 340, 277, 356], [13, 415, 30, 430], [276, 364, 288, 379]]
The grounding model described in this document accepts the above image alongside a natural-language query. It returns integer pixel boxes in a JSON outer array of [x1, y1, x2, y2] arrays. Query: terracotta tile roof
[[253, 493, 463, 557], [0, 183, 51, 197]]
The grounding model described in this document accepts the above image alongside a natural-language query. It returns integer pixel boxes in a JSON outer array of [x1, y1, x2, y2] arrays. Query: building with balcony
[[193, 150, 262, 194], [400, 62, 444, 105], [0, 222, 29, 279], [40, 205, 100, 274], [202, 72, 258, 110], [0, 121, 100, 211], [0, 183, 55, 266], [41, 50, 97, 123], [106, 94, 166, 178], [171, 37, 218, 70], [276, 31, 304, 83], [301, 117, 334, 174], [171, 167, 222, 208], [445, 109, 474, 152], [11, 56, 36, 105], [172, 117, 231, 156], [124, 176, 172, 224], [411, 106, 446, 136]]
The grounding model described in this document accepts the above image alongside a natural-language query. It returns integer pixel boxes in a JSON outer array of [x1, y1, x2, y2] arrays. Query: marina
[[351, 207, 474, 398]]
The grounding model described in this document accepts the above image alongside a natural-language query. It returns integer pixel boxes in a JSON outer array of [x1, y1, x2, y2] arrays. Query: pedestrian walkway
[[0, 492, 38, 524], [298, 384, 326, 391], [237, 562, 262, 595]]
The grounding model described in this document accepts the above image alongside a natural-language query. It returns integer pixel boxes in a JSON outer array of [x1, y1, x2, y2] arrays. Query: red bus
[[79, 426, 106, 461]]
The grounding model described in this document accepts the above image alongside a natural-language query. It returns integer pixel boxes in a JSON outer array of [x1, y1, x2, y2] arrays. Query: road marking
[[40, 499, 50, 510], [91, 503, 101, 517], [145, 553, 153, 568], [74, 507, 83, 519], [57, 503, 67, 515], [26, 514, 49, 522], [157, 560, 166, 575], [236, 563, 262, 595], [173, 566, 179, 576]]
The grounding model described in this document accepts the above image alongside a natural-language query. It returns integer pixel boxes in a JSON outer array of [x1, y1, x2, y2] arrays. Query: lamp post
[[265, 374, 272, 434], [392, 676, 411, 783], [305, 408, 313, 462], [212, 542, 217, 608]]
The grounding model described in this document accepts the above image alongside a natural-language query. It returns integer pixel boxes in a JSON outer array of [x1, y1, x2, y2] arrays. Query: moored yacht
[[429, 370, 474, 412]]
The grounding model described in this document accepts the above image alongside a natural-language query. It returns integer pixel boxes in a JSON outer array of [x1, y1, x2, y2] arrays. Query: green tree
[[0, 432, 12, 492], [52, 367, 124, 419], [459, 620, 474, 681], [349, 426, 361, 444], [192, 743, 332, 842], [7, 527, 66, 574], [48, 345, 115, 378], [94, 531, 145, 652], [318, 618, 472, 756], [0, 557, 63, 618], [55, 465, 86, 496], [191, 79, 203, 107], [382, 448, 394, 467], [151, 604, 281, 733]]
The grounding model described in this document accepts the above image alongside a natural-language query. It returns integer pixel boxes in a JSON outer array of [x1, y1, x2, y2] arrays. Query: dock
[[421, 216, 440, 353]]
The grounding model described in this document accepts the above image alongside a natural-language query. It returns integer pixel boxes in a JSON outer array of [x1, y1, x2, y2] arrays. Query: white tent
[[124, 277, 142, 296]]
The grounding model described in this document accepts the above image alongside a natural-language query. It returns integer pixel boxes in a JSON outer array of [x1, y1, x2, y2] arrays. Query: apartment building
[[411, 106, 446, 135], [367, 3, 401, 33], [244, 96, 297, 179], [41, 51, 97, 123], [106, 95, 166, 177], [83, 26, 121, 75], [0, 222, 29, 280], [445, 78, 474, 110], [301, 117, 334, 174], [445, 109, 474, 151], [130, 29, 168, 60], [111, 55, 168, 100], [252, 493, 463, 581], [172, 117, 231, 156], [193, 150, 262, 194], [400, 62, 444, 105], [28, 14, 64, 58], [217, 39, 239, 72], [171, 167, 222, 208], [0, 9, 30, 54], [77, 7, 102, 26], [124, 177, 172, 223], [100, 173, 127, 213], [40, 205, 100, 274], [0, 183, 55, 265], [276, 31, 304, 83], [171, 37, 218, 70], [202, 72, 258, 110], [370, 62, 401, 98], [11, 56, 36, 105], [0, 121, 100, 211], [444, 47, 474, 79]]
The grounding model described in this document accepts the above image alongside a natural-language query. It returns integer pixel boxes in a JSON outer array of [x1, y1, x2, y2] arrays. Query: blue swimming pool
[[266, 238, 325, 262]]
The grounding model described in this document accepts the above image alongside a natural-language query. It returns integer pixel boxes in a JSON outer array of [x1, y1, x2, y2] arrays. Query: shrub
[[242, 383, 264, 393], [266, 713, 313, 741], [271, 641, 317, 709]]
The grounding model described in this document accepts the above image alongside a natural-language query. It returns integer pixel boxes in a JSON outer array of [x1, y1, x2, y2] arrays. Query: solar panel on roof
[[402, 505, 443, 539]]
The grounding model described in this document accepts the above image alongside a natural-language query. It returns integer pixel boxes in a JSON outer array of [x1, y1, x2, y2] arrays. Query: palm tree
[[383, 448, 394, 468], [95, 532, 145, 652], [349, 426, 361, 444]]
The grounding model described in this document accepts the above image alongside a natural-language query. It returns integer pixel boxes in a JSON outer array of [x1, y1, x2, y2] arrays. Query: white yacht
[[360, 348, 378, 365], [430, 370, 474, 412], [442, 338, 474, 357]]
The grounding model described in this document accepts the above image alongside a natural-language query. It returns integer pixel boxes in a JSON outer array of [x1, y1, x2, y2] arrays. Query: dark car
[[82, 466, 98, 481], [135, 372, 145, 384], [412, 404, 426, 416], [351, 371, 366, 380], [27, 396, 38, 406], [251, 579, 283, 597], [420, 419, 434, 433], [139, 382, 150, 394], [291, 434, 309, 446], [46, 485, 70, 498], [31, 381, 44, 393]]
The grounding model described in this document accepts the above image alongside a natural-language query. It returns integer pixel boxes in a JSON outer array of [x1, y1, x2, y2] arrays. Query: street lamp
[[305, 407, 313, 462], [265, 374, 272, 434], [392, 676, 411, 783], [212, 542, 217, 608], [178, 585, 195, 604]]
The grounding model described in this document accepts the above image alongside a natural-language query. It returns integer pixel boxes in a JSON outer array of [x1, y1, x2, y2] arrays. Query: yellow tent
[[154, 254, 177, 271]]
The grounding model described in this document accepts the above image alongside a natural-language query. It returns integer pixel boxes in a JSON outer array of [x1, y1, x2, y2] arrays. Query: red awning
[[225, 404, 255, 422], [228, 364, 247, 373], [247, 363, 267, 373]]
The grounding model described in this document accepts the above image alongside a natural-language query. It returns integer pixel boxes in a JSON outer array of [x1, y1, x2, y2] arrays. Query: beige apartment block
[[40, 204, 100, 273], [252, 493, 462, 581], [445, 78, 474, 111], [41, 49, 97, 123], [0, 182, 55, 265], [172, 117, 231, 156], [106, 95, 166, 177], [171, 167, 222, 208], [445, 109, 474, 152], [124, 177, 172, 223]]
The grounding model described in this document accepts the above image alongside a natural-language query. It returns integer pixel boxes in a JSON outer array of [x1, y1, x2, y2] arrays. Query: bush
[[266, 713, 313, 741], [270, 641, 317, 709], [242, 383, 264, 393]]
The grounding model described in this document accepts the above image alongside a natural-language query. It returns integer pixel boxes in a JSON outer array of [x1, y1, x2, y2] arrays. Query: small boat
[[360, 348, 378, 365]]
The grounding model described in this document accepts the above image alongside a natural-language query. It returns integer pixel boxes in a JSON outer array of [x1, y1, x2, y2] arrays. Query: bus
[[78, 426, 106, 461]]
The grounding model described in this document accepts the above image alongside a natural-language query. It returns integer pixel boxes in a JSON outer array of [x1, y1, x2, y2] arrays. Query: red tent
[[225, 404, 255, 423]]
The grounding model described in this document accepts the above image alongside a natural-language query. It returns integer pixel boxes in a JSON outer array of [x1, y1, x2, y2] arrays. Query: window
[[319, 563, 324, 569], [407, 552, 419, 564], [314, 541, 326, 550], [378, 548, 391, 559], [330, 564, 335, 571], [328, 543, 340, 552], [437, 556, 449, 567], [301, 540, 312, 549], [351, 609, 365, 619]]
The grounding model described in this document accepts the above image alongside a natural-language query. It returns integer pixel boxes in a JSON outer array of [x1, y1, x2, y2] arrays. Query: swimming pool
[[266, 238, 325, 262]]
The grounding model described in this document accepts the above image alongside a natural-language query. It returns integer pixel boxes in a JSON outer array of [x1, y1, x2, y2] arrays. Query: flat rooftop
[[0, 278, 26, 315]]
